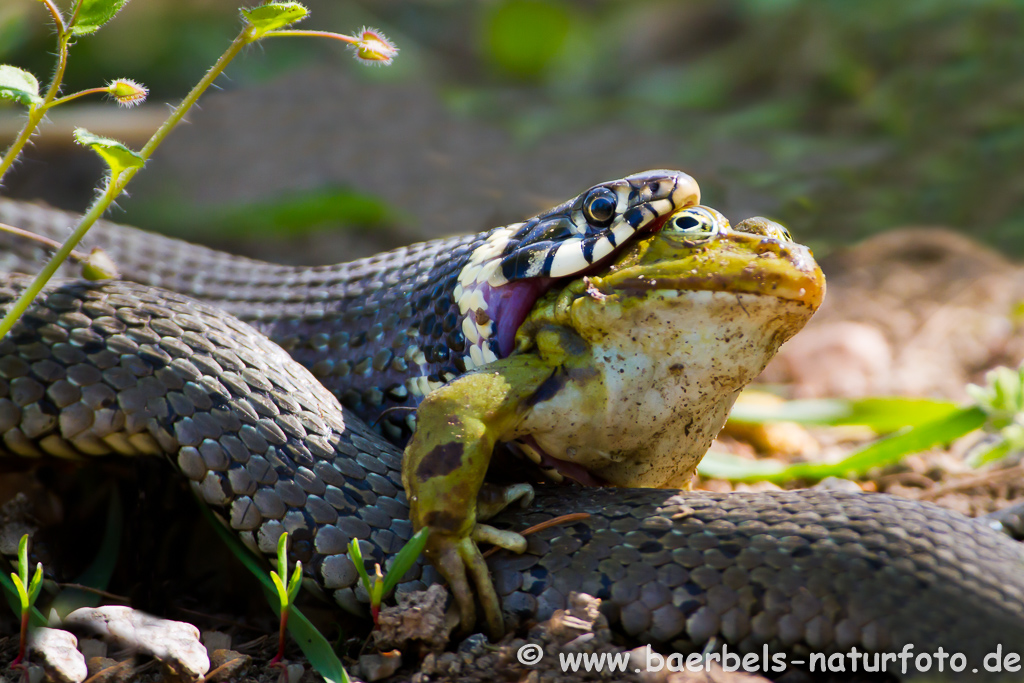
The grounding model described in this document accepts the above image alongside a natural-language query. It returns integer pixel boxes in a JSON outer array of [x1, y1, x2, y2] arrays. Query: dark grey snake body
[[1, 197, 1024, 679]]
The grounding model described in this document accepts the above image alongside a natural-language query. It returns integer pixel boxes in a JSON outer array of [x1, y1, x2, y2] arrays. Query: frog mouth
[[584, 234, 825, 309], [478, 213, 679, 358]]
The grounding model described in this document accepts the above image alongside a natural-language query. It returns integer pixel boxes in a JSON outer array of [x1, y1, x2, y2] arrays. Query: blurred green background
[[1, 0, 1022, 262]]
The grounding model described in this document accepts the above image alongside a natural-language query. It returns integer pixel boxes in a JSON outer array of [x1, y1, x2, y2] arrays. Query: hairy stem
[[48, 87, 111, 108], [0, 29, 71, 184], [0, 28, 254, 338], [0, 175, 121, 337], [264, 30, 358, 44]]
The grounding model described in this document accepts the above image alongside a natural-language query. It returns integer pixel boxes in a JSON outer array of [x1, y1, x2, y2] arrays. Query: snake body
[[2, 192, 1024, 678]]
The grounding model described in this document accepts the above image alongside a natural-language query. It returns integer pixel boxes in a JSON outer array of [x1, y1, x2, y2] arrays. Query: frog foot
[[426, 523, 528, 640], [477, 482, 535, 520]]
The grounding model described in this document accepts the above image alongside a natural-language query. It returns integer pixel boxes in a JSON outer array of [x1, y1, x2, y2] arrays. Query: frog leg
[[402, 356, 553, 639]]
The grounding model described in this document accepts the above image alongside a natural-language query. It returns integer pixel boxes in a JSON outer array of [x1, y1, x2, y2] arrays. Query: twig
[[0, 222, 90, 262], [917, 464, 1024, 500], [482, 512, 591, 558]]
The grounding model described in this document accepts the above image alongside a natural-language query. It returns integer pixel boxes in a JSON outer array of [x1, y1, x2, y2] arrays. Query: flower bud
[[106, 79, 148, 108], [350, 27, 398, 66]]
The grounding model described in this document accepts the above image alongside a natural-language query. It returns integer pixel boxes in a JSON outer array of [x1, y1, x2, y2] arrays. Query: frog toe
[[477, 482, 535, 519], [428, 536, 478, 636], [473, 523, 528, 554], [460, 537, 505, 639], [427, 534, 506, 639]]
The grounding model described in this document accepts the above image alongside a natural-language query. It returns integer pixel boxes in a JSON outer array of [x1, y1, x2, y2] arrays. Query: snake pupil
[[583, 188, 617, 227]]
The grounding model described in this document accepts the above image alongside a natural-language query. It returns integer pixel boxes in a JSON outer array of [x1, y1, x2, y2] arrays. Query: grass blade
[[701, 406, 987, 483], [199, 505, 350, 683], [728, 396, 961, 432]]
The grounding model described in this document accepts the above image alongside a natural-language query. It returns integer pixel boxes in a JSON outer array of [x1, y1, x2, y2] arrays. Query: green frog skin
[[403, 206, 825, 637]]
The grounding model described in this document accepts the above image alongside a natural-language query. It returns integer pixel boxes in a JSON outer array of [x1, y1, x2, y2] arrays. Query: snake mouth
[[453, 171, 700, 367], [484, 211, 681, 357]]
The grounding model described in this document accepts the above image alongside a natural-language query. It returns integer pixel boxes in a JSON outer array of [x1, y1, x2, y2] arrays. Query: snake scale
[[2, 175, 1024, 679]]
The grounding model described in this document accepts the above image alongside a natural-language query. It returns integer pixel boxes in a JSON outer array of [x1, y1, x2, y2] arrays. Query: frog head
[[508, 205, 825, 488]]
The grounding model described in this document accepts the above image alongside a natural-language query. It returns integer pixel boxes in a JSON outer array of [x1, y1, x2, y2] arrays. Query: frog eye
[[666, 207, 721, 239], [733, 216, 792, 242], [582, 187, 618, 227]]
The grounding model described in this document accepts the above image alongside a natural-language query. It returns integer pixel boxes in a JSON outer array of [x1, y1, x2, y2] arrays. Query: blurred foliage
[[1, 0, 1022, 252], [483, 0, 571, 78], [134, 187, 401, 241]]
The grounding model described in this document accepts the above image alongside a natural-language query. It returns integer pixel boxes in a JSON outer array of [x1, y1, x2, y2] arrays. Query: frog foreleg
[[402, 358, 552, 638]]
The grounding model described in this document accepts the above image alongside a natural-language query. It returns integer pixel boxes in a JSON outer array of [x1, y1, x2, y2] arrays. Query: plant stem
[[48, 87, 111, 108], [139, 29, 252, 158], [0, 175, 122, 337], [0, 29, 71, 184], [0, 28, 255, 338], [39, 0, 66, 34], [68, 0, 85, 28], [0, 222, 89, 261], [12, 610, 29, 666], [271, 609, 289, 665], [263, 30, 357, 44]]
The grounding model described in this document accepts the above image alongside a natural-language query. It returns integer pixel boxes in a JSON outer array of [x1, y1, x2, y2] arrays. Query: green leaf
[[728, 396, 961, 433], [276, 531, 288, 577], [287, 560, 303, 605], [270, 571, 287, 609], [968, 439, 1012, 468], [73, 128, 143, 177], [348, 538, 372, 595], [700, 406, 987, 483], [9, 572, 28, 611], [70, 0, 131, 36], [0, 572, 46, 627], [27, 564, 43, 607], [17, 534, 29, 587], [370, 578, 383, 608], [200, 504, 350, 683], [241, 2, 309, 38], [0, 65, 42, 106], [381, 528, 428, 597]]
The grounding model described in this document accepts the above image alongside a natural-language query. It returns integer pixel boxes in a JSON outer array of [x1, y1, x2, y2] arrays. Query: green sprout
[[966, 364, 1024, 466], [9, 534, 44, 669], [349, 528, 428, 624], [269, 532, 304, 666]]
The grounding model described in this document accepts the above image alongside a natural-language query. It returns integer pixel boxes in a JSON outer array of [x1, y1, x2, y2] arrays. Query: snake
[[1, 171, 1024, 680]]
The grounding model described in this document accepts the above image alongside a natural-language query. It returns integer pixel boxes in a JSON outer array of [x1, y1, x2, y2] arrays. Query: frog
[[401, 205, 826, 638]]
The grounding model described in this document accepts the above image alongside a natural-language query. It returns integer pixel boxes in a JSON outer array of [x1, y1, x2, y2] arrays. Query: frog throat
[[502, 223, 825, 487]]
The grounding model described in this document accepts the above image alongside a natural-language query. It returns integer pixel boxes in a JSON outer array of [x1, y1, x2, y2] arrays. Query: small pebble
[[357, 651, 402, 681], [29, 627, 87, 683]]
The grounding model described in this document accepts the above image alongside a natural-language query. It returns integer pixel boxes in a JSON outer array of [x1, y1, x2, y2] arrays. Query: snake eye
[[666, 207, 721, 240], [582, 188, 618, 227]]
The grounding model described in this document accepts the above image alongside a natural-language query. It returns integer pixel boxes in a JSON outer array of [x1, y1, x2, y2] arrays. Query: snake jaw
[[450, 171, 700, 373]]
